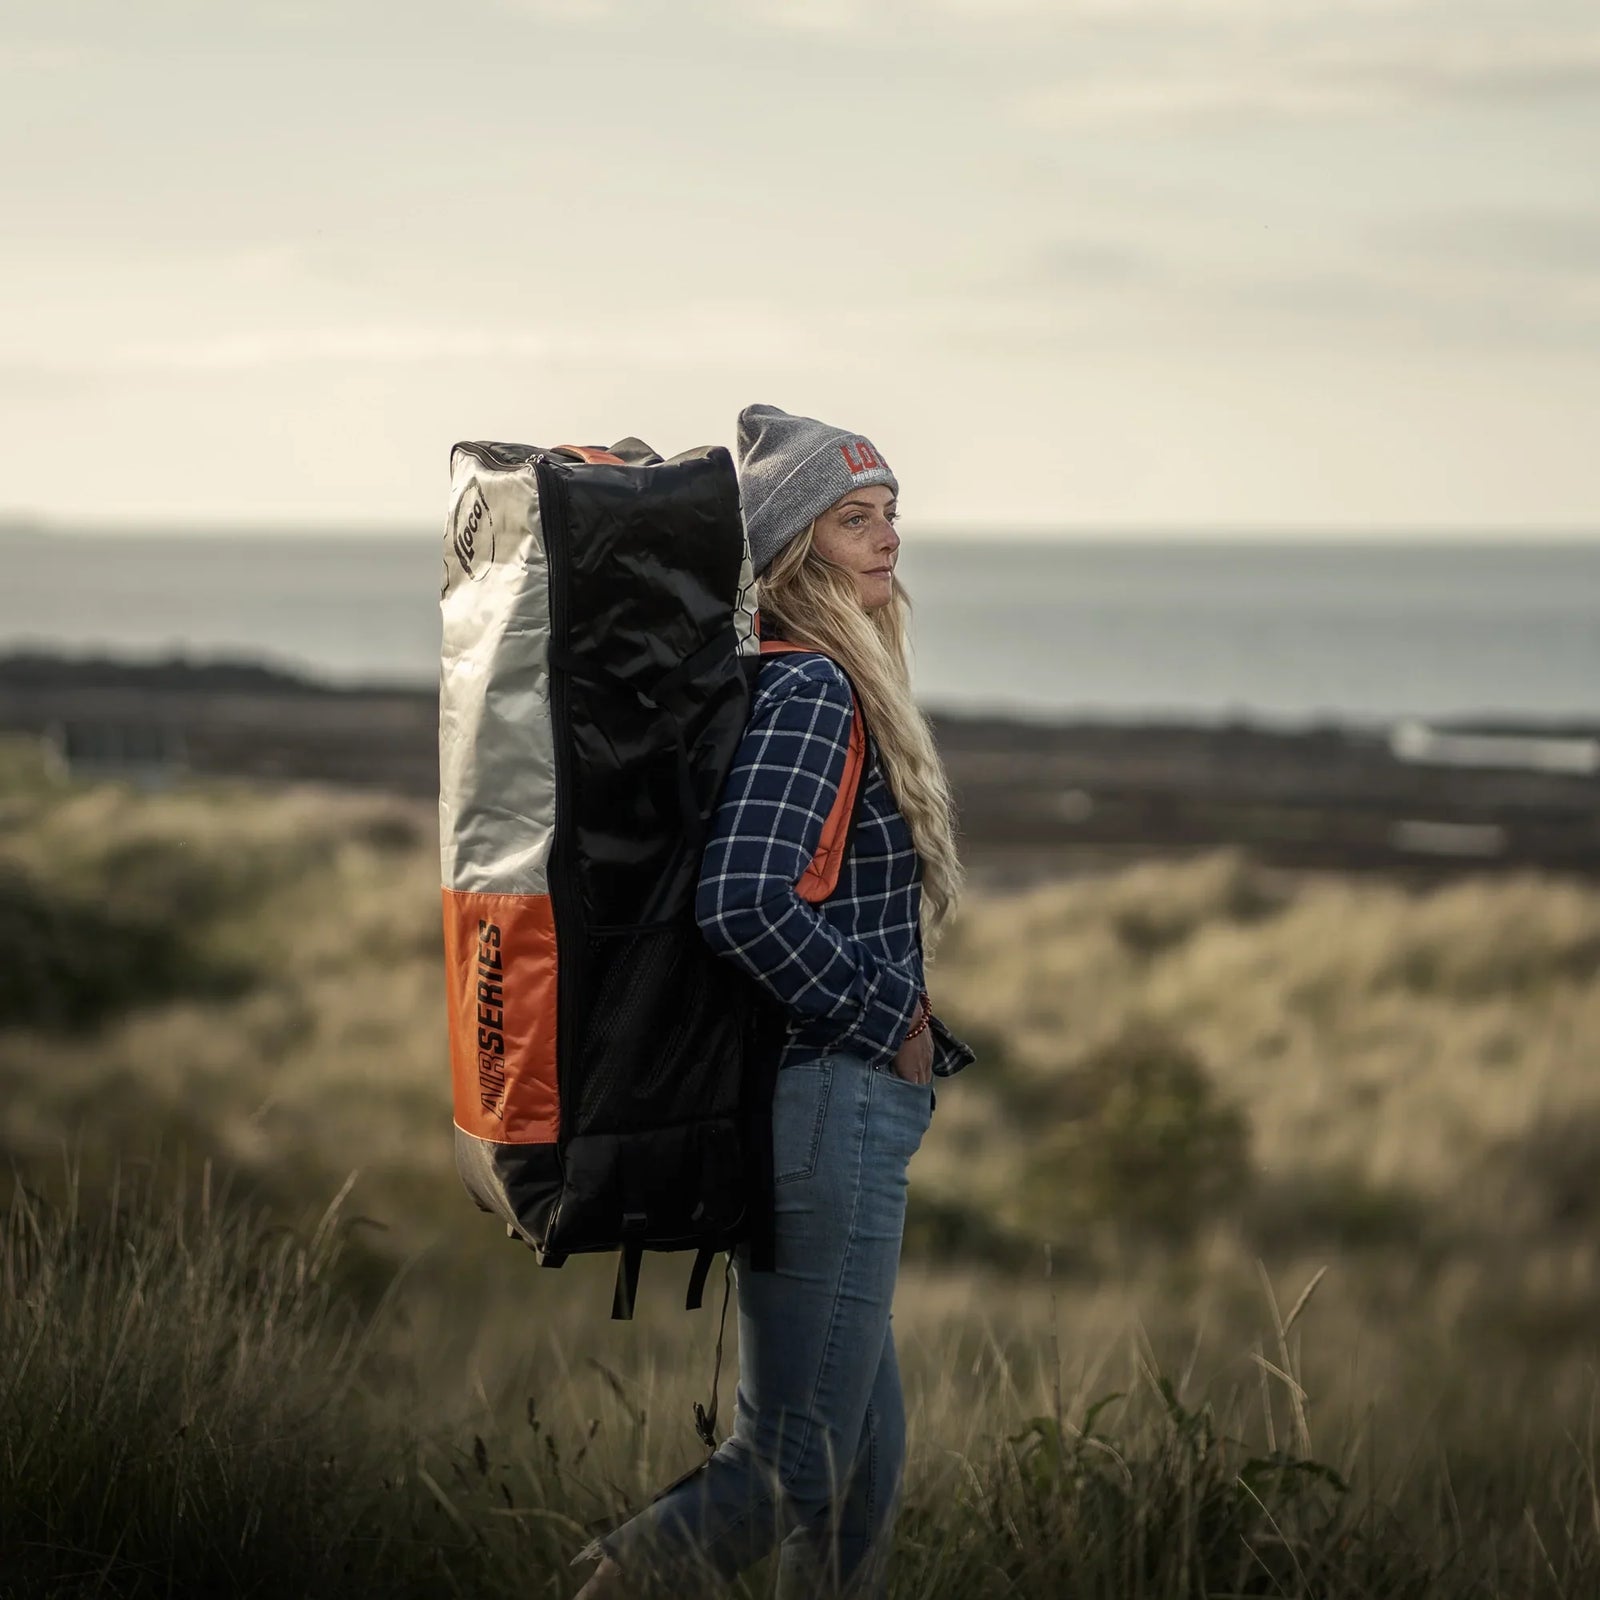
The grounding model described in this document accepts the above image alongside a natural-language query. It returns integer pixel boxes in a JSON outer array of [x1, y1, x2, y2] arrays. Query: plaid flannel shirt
[[694, 650, 973, 1079]]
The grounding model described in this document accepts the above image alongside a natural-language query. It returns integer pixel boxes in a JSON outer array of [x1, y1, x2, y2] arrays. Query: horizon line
[[3, 513, 1599, 545]]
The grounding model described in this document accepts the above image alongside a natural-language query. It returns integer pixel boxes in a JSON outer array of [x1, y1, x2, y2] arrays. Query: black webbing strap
[[610, 1240, 644, 1321], [611, 1200, 649, 1321], [685, 1242, 717, 1311], [692, 1254, 734, 1451]]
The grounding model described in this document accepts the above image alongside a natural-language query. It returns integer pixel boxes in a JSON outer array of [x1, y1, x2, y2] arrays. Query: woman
[[575, 403, 974, 1598]]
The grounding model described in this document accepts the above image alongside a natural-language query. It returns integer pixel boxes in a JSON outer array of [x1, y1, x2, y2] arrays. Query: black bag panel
[[572, 927, 749, 1136], [547, 449, 751, 929], [566, 654, 750, 925], [454, 1128, 564, 1249], [549, 1118, 746, 1255]]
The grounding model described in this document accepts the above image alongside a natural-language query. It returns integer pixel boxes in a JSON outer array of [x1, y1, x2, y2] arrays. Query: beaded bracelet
[[902, 990, 933, 1043]]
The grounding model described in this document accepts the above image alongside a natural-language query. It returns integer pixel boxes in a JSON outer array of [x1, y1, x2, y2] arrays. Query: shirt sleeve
[[693, 661, 924, 1068]]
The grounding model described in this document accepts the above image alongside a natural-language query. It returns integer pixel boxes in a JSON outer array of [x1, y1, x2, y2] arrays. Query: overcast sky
[[3, 0, 1597, 534]]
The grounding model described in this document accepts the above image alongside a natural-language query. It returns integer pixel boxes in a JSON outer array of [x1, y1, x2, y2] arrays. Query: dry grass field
[[2, 730, 1597, 1596]]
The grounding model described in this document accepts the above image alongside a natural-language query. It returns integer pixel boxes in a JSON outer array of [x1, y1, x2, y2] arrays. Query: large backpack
[[438, 436, 868, 1326]]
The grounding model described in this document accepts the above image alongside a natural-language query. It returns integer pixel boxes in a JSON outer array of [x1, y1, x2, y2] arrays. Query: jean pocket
[[873, 1061, 935, 1115], [773, 1061, 833, 1185]]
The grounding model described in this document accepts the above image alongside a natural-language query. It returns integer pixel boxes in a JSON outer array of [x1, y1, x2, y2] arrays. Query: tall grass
[[5, 1161, 1598, 1596], [1, 1159, 470, 1596], [4, 738, 1600, 1593]]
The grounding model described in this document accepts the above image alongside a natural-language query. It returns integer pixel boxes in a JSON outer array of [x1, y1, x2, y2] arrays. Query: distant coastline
[[5, 531, 1599, 727], [4, 647, 1595, 883], [8, 515, 1600, 543]]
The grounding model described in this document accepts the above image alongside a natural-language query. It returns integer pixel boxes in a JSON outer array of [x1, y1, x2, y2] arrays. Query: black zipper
[[454, 439, 543, 473], [535, 455, 579, 1158]]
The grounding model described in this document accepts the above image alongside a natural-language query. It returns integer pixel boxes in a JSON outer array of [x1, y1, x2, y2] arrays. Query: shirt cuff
[[827, 961, 924, 1069]]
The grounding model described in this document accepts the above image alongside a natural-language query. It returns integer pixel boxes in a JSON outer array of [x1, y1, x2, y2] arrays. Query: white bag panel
[[439, 453, 557, 895]]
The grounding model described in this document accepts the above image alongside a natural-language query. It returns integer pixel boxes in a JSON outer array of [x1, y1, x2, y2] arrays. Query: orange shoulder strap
[[758, 637, 866, 904]]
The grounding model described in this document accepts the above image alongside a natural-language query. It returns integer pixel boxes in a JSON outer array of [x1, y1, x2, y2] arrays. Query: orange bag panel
[[758, 638, 865, 905], [442, 888, 560, 1144]]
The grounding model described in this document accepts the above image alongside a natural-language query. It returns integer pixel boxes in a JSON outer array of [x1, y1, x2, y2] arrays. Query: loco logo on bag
[[451, 482, 494, 580]]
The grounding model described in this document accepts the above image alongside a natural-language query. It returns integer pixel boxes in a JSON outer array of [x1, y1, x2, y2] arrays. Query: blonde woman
[[575, 404, 974, 1598]]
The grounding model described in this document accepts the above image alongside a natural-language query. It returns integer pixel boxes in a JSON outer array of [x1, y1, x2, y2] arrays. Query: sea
[[4, 527, 1597, 730]]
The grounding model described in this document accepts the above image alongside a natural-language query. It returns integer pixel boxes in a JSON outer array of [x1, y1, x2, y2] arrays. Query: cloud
[[1021, 27, 1600, 126], [937, 0, 1446, 16], [3, 303, 829, 378], [1201, 244, 1600, 348], [0, 39, 87, 71], [968, 198, 1600, 355], [106, 326, 550, 373], [1384, 207, 1600, 277], [474, 0, 1460, 41], [488, 0, 621, 19], [1032, 239, 1164, 285]]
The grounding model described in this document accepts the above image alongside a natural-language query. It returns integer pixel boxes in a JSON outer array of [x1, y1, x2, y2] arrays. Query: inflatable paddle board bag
[[440, 436, 786, 1319]]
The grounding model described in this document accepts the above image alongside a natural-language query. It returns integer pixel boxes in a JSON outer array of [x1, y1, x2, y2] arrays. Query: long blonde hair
[[757, 522, 964, 954]]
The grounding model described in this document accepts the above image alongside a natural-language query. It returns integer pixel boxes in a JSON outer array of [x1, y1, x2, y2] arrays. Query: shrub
[[0, 861, 254, 1031], [1017, 1025, 1253, 1247]]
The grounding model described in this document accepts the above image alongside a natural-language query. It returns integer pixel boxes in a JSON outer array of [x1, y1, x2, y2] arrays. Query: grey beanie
[[735, 403, 899, 576]]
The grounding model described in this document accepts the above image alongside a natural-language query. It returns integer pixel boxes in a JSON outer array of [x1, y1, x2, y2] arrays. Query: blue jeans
[[595, 1047, 934, 1596]]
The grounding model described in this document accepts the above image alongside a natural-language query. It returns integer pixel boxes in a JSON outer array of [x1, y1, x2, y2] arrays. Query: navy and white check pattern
[[694, 651, 969, 1077]]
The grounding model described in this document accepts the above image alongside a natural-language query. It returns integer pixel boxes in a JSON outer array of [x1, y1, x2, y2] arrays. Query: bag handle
[[552, 444, 625, 465]]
